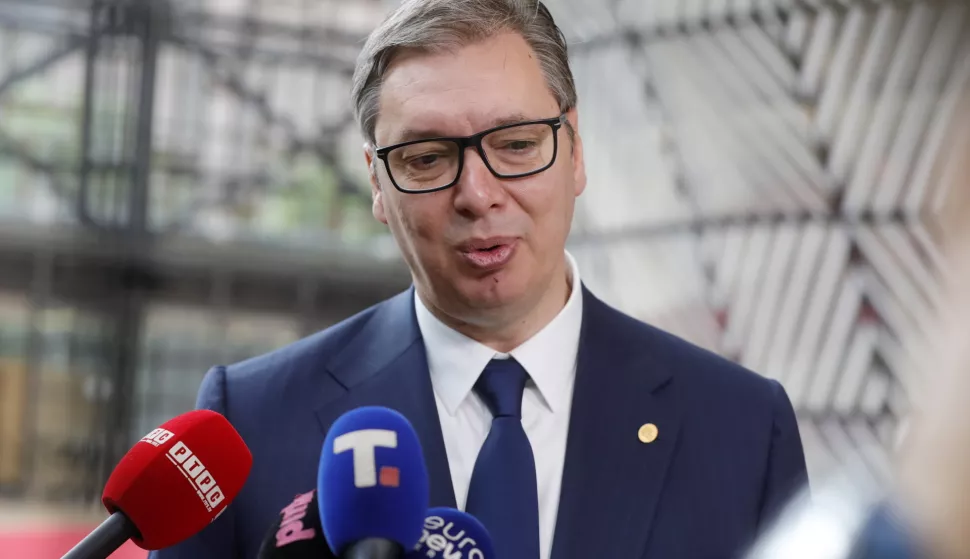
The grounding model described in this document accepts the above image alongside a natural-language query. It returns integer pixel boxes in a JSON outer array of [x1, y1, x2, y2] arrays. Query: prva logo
[[274, 490, 316, 547], [165, 441, 225, 512], [332, 429, 400, 488], [140, 428, 175, 447], [413, 515, 486, 559]]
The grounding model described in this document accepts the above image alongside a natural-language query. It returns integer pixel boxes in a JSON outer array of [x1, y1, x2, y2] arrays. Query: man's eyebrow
[[487, 112, 530, 129], [391, 126, 451, 144], [388, 113, 533, 145]]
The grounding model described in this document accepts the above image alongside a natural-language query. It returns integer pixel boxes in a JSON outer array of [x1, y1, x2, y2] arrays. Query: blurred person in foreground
[[880, 117, 970, 558], [746, 96, 970, 559], [149, 1, 807, 558]]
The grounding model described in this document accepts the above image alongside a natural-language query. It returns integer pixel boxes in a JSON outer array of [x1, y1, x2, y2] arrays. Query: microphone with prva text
[[256, 488, 329, 558], [255, 499, 493, 559], [61, 409, 253, 559], [405, 508, 494, 559], [318, 406, 430, 559]]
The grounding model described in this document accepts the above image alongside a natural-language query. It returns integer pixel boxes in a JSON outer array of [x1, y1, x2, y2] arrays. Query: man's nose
[[452, 147, 507, 216]]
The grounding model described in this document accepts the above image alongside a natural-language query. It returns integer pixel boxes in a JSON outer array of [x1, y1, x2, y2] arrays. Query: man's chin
[[457, 278, 527, 311]]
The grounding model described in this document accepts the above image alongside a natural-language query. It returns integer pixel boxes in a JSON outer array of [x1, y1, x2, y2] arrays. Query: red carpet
[[0, 528, 148, 558]]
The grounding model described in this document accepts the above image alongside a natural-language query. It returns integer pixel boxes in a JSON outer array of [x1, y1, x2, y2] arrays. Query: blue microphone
[[406, 508, 494, 559], [318, 406, 430, 559]]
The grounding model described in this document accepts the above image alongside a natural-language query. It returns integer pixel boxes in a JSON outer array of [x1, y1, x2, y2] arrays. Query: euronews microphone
[[405, 508, 494, 559], [318, 406, 430, 559], [61, 410, 252, 559]]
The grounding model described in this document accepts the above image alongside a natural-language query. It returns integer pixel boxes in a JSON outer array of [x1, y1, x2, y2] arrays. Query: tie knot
[[474, 358, 529, 418]]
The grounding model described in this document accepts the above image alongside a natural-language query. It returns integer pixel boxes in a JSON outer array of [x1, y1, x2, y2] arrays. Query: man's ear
[[565, 108, 587, 197], [364, 144, 388, 225]]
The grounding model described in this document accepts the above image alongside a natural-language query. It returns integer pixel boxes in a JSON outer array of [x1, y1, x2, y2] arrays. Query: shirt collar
[[415, 251, 584, 415]]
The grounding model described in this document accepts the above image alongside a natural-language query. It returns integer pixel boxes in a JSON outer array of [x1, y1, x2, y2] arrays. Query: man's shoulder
[[216, 290, 409, 397], [589, 290, 779, 403]]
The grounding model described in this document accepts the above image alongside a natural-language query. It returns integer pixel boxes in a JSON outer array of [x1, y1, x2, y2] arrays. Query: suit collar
[[551, 286, 681, 559], [314, 287, 457, 510], [415, 251, 584, 415], [412, 293, 496, 416], [509, 252, 584, 413], [324, 288, 421, 390]]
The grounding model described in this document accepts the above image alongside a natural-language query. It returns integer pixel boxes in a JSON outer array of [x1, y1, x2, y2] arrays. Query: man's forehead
[[382, 40, 543, 93], [376, 109, 543, 145], [380, 34, 548, 95], [372, 41, 558, 144]]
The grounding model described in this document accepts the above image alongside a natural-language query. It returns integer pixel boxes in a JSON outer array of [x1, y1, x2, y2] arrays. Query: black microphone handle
[[339, 538, 404, 559], [61, 511, 139, 559]]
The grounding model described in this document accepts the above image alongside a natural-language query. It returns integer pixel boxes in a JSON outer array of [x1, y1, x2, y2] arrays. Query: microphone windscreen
[[256, 489, 329, 558], [406, 508, 494, 559], [317, 406, 429, 555], [101, 409, 253, 550]]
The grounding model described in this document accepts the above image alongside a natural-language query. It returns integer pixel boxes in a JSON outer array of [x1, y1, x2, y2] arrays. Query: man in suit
[[150, 1, 808, 557]]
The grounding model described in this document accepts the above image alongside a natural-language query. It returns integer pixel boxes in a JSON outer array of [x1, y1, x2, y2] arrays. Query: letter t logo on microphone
[[333, 429, 399, 488]]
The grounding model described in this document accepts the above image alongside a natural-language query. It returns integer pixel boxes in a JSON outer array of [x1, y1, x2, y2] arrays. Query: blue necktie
[[464, 358, 540, 559]]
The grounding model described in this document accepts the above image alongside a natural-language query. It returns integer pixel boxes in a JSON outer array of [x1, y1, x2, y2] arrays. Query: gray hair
[[351, 0, 577, 146]]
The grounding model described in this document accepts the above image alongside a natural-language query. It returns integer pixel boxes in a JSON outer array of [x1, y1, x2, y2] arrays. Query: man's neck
[[419, 265, 573, 354]]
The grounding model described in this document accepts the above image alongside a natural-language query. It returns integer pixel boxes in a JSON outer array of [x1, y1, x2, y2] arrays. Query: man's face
[[365, 31, 586, 325]]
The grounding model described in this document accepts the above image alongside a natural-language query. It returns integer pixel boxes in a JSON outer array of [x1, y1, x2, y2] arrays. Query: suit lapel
[[313, 288, 457, 510], [550, 288, 683, 559]]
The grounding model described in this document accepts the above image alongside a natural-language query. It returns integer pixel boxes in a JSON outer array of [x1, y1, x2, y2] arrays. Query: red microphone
[[61, 410, 253, 558]]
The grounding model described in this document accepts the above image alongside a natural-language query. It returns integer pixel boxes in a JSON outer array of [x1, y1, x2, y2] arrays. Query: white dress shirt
[[413, 251, 584, 559]]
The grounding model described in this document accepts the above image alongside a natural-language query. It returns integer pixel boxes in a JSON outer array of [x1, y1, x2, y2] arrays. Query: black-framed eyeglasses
[[374, 113, 567, 194]]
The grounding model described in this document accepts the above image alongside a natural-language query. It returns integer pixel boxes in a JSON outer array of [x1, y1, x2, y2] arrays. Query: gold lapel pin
[[638, 423, 659, 444]]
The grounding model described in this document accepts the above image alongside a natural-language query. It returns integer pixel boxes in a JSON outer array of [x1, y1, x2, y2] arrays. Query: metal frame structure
[[0, 0, 409, 502]]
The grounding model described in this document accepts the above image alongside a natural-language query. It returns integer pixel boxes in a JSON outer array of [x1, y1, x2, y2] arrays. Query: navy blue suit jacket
[[148, 286, 808, 559]]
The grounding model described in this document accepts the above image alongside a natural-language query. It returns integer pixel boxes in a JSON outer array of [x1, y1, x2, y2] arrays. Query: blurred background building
[[0, 0, 967, 550]]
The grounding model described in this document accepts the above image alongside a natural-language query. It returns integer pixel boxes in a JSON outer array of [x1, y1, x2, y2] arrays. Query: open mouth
[[458, 239, 517, 270]]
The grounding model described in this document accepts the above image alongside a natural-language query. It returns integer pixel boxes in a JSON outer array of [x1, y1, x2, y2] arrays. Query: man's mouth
[[457, 238, 518, 270], [458, 237, 517, 252]]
